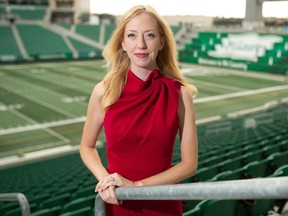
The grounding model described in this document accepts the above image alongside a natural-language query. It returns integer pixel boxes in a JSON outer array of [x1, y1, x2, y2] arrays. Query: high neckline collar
[[128, 69, 161, 82]]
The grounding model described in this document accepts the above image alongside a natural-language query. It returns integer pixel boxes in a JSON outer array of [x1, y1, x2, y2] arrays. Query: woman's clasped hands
[[95, 173, 136, 205]]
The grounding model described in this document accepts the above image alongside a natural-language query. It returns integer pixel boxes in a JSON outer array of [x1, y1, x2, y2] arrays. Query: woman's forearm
[[135, 160, 197, 187], [80, 145, 109, 181]]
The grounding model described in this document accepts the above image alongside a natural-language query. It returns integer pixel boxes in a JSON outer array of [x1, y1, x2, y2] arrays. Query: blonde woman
[[80, 5, 198, 216]]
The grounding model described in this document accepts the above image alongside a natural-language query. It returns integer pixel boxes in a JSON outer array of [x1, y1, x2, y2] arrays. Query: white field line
[[0, 83, 76, 118], [187, 77, 247, 92], [0, 102, 37, 124], [194, 85, 288, 104], [181, 65, 286, 82], [0, 102, 70, 143], [1, 85, 287, 136], [2, 75, 88, 107], [0, 116, 86, 136]]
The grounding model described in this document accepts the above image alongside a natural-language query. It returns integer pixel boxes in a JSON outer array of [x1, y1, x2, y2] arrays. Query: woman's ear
[[122, 41, 126, 51], [159, 36, 165, 51]]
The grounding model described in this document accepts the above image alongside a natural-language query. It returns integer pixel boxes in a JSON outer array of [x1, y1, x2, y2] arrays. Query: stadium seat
[[183, 200, 208, 216], [182, 205, 201, 216], [242, 149, 264, 165], [72, 184, 96, 199], [59, 206, 92, 216], [263, 142, 285, 158], [270, 164, 288, 177], [219, 156, 244, 171], [243, 158, 274, 179], [199, 200, 248, 216], [62, 195, 94, 213], [39, 193, 71, 209], [268, 150, 288, 171], [0, 202, 19, 215], [191, 164, 222, 182], [3, 207, 22, 216], [215, 167, 246, 181], [251, 199, 277, 216], [31, 206, 62, 216]]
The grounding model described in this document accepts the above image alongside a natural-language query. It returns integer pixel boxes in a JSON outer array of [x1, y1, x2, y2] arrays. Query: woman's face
[[122, 13, 164, 72]]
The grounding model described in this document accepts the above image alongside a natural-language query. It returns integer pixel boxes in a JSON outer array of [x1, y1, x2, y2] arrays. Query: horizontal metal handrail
[[94, 177, 288, 216], [0, 193, 30, 216]]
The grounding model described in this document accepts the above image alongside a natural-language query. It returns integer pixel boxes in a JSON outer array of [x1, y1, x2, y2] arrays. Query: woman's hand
[[95, 173, 135, 205]]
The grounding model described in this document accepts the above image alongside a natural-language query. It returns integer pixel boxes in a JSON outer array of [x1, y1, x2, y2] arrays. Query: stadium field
[[0, 60, 287, 159]]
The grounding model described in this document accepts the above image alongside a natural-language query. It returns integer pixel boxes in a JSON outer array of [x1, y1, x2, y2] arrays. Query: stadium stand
[[10, 8, 47, 20], [179, 31, 288, 75], [0, 26, 23, 60], [1, 1, 288, 215], [0, 103, 287, 215]]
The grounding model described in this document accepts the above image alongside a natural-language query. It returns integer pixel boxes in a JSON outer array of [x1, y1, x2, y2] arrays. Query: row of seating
[[0, 104, 287, 215]]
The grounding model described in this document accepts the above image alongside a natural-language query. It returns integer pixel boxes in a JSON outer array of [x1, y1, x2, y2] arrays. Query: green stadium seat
[[200, 200, 248, 216], [191, 164, 222, 182], [39, 193, 71, 209], [62, 195, 94, 213], [182, 205, 201, 216], [183, 200, 208, 216], [242, 149, 264, 165], [250, 199, 277, 216], [214, 167, 246, 181], [72, 185, 95, 199], [243, 158, 274, 179], [263, 142, 285, 158], [268, 150, 288, 170], [199, 155, 224, 168], [3, 207, 22, 216], [271, 164, 288, 177], [0, 202, 19, 215], [219, 156, 244, 171], [31, 206, 61, 216], [59, 206, 92, 216]]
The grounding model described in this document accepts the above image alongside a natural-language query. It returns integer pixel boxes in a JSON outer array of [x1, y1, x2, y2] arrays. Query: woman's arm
[[80, 82, 109, 180]]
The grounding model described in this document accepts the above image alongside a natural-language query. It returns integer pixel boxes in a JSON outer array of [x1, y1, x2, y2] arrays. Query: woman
[[80, 5, 198, 216]]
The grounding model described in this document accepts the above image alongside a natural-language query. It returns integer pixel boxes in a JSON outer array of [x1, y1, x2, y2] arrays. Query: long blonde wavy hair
[[101, 5, 197, 112]]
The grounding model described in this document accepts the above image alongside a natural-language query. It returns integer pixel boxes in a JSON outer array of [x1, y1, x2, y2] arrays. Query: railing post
[[0, 193, 30, 216], [95, 194, 106, 216]]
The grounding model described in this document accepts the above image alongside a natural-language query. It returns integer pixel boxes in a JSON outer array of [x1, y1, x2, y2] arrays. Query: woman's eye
[[127, 33, 136, 39], [145, 33, 155, 40]]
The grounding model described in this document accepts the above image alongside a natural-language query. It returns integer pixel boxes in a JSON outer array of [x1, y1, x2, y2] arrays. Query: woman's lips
[[135, 53, 149, 58]]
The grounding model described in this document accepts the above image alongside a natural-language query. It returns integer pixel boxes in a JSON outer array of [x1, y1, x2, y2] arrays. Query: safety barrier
[[94, 177, 288, 216], [0, 193, 30, 216]]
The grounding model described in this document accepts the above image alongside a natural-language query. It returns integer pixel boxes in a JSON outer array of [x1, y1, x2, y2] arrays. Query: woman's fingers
[[95, 173, 125, 205], [98, 185, 120, 205], [96, 175, 117, 192]]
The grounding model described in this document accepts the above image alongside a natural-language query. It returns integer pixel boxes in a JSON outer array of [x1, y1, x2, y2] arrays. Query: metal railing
[[94, 177, 288, 216], [0, 193, 30, 216]]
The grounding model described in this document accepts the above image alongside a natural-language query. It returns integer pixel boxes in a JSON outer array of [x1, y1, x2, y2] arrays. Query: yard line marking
[[0, 117, 85, 135], [194, 85, 288, 104], [0, 101, 37, 124], [0, 102, 70, 143], [181, 64, 286, 82], [1, 86, 287, 136], [187, 77, 247, 92], [0, 83, 76, 118]]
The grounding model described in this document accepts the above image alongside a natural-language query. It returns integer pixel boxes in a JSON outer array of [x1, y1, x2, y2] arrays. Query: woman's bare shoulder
[[179, 85, 193, 102], [92, 81, 104, 98]]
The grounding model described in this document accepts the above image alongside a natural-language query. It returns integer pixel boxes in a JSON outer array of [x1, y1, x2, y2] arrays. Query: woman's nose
[[137, 36, 147, 49]]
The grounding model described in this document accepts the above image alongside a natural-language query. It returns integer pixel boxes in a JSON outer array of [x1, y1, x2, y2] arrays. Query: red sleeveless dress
[[103, 69, 182, 216]]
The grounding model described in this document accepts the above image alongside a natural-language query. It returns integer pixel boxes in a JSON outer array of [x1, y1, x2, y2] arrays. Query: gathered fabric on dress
[[103, 69, 182, 216]]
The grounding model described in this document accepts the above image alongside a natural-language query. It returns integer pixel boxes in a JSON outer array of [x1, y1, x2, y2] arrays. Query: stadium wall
[[179, 31, 288, 75]]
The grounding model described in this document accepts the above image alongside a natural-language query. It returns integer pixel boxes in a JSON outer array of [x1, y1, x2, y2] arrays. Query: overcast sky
[[90, 0, 288, 18]]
